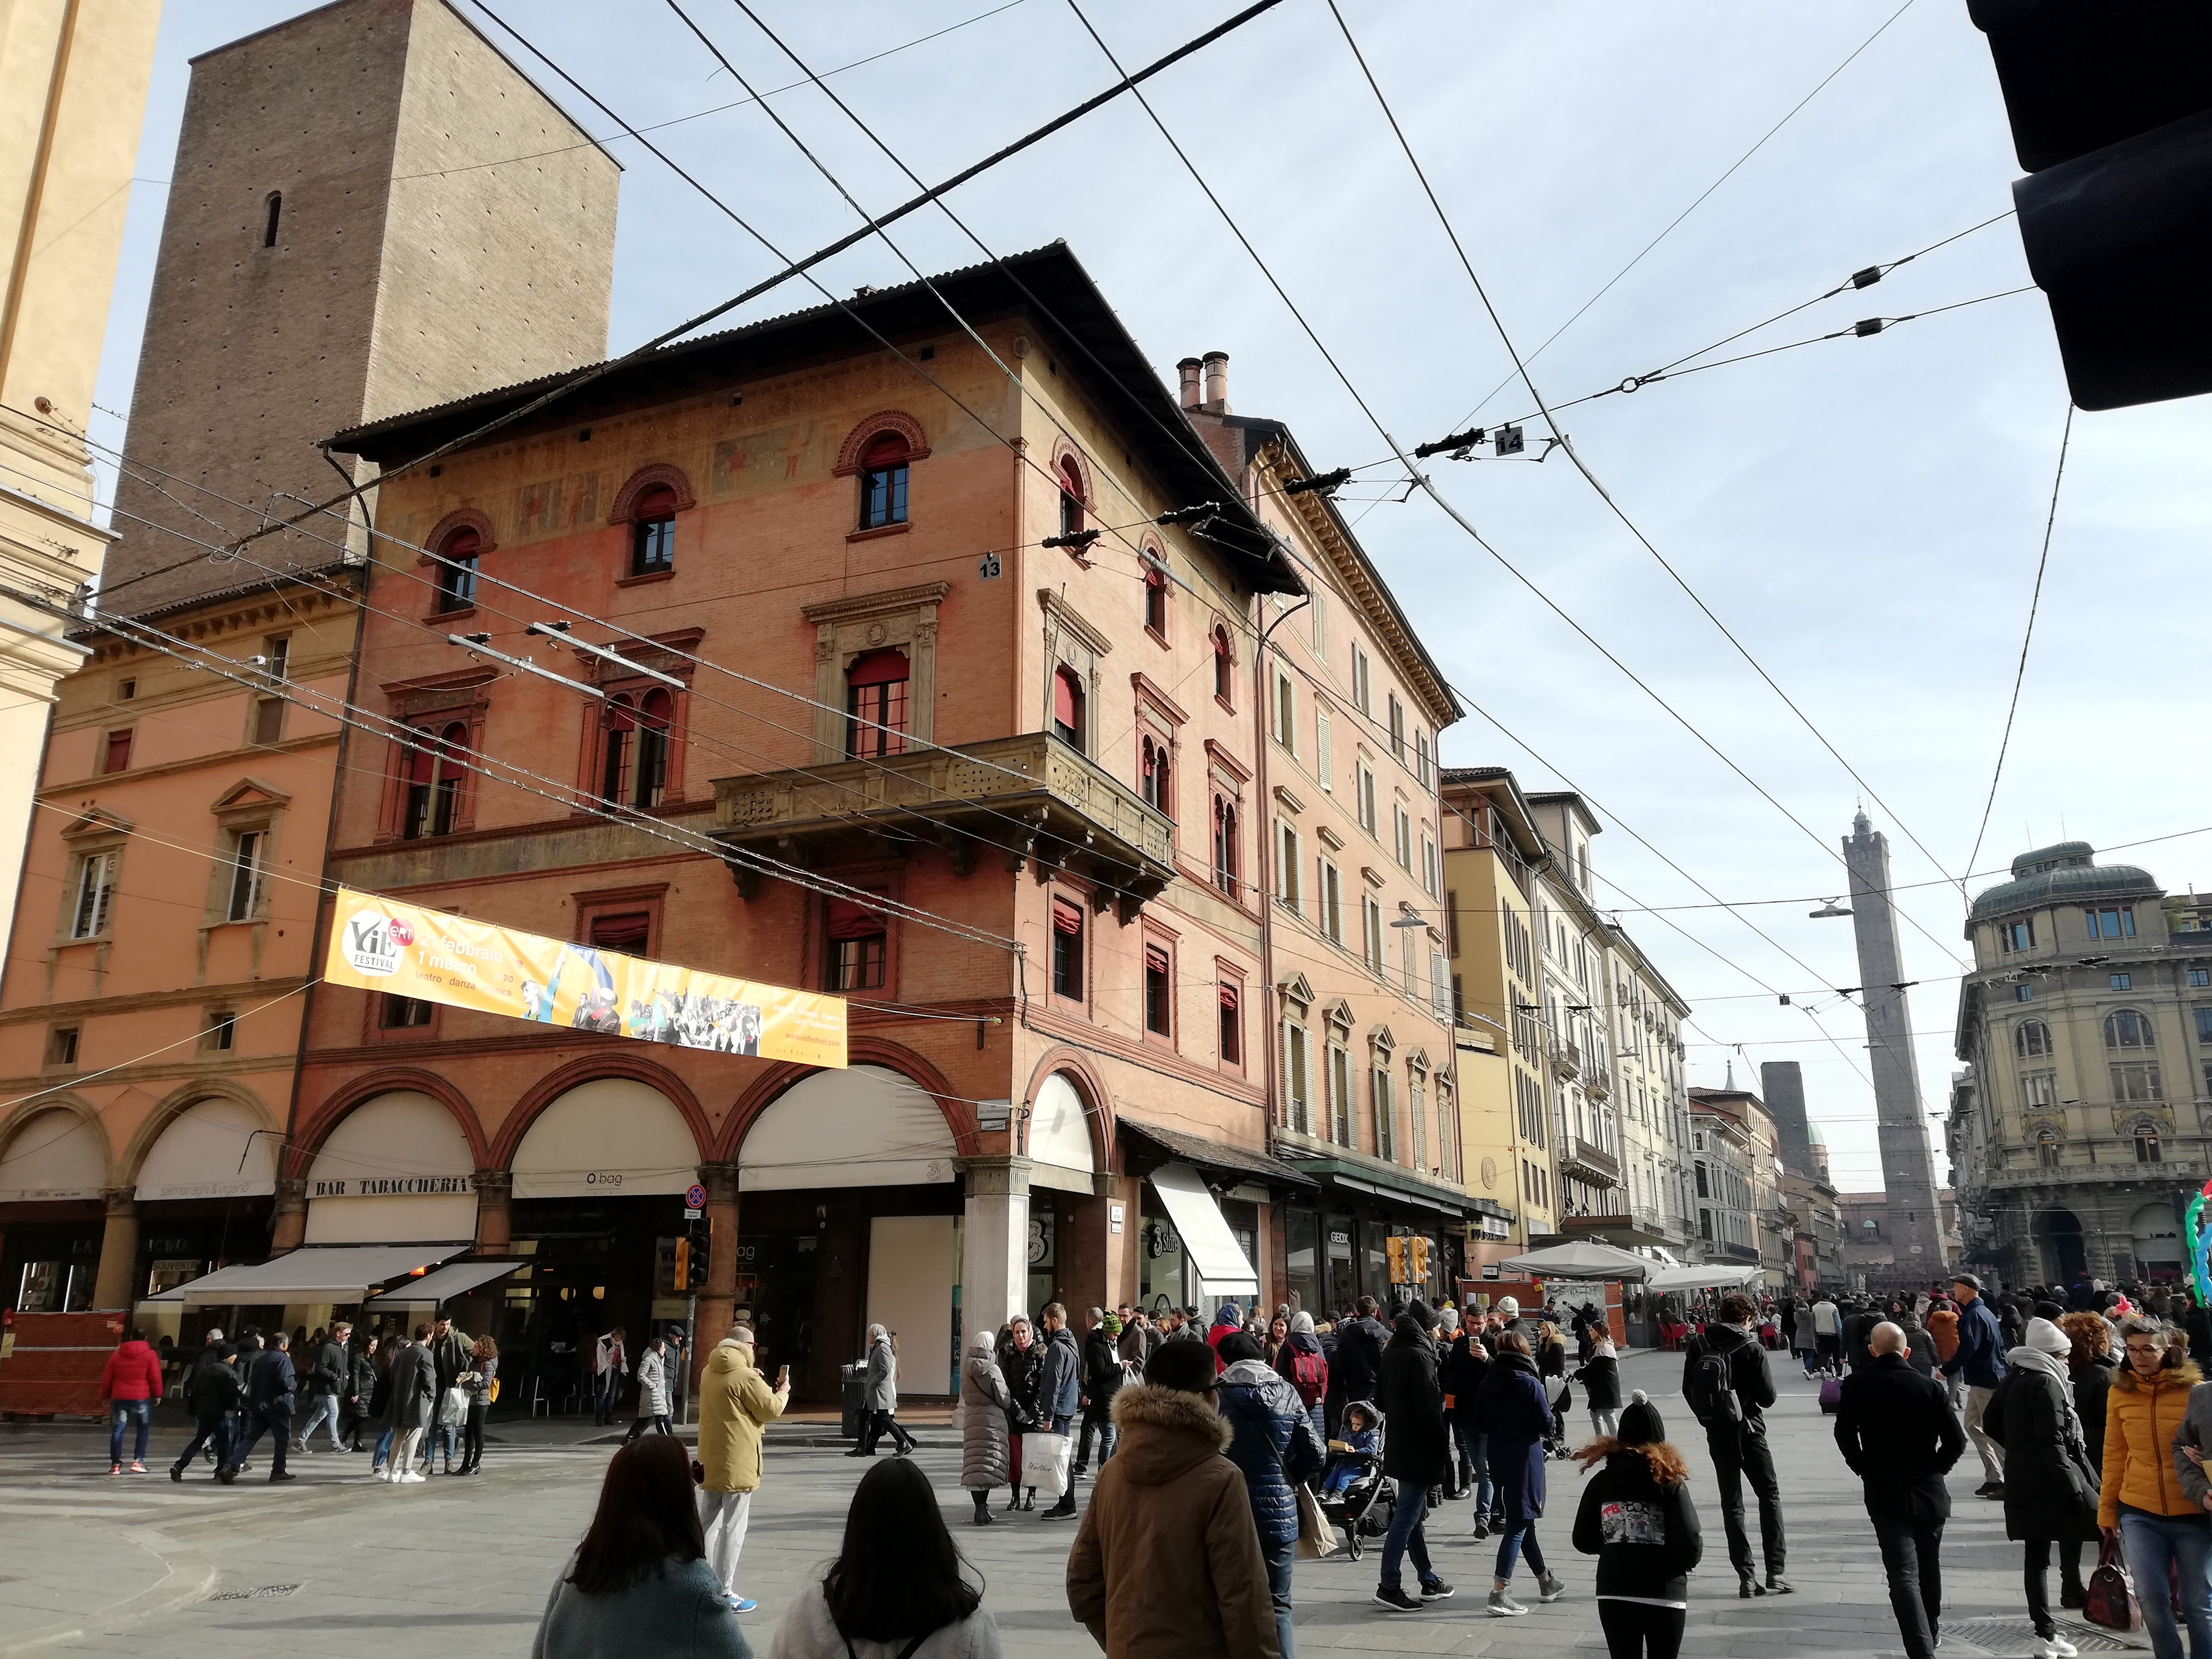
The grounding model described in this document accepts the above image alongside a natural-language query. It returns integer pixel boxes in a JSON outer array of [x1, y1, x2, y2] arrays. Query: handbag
[[2084, 1533, 2139, 1632]]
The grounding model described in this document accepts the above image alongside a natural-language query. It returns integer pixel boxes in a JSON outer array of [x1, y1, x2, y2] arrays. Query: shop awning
[[1275, 1154, 1467, 1216], [143, 1243, 469, 1305], [1647, 1263, 1761, 1292], [1119, 1119, 1314, 1189], [366, 1258, 526, 1306], [1147, 1162, 1259, 1298]]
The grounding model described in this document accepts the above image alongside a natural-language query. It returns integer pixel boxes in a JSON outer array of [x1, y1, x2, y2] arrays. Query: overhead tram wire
[[1448, 0, 1924, 430], [1324, 0, 1971, 964], [1060, 0, 1969, 978], [211, 0, 1289, 562], [1963, 403, 2074, 890]]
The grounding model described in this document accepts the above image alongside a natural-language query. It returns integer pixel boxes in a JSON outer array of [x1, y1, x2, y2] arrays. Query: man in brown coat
[[1067, 1338, 1278, 1659]]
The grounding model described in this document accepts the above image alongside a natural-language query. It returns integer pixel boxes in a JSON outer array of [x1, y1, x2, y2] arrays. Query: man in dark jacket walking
[[1681, 1292, 1787, 1596], [1835, 1321, 1967, 1659], [170, 1341, 244, 1481], [294, 1320, 350, 1454], [1373, 1302, 1456, 1612], [1442, 1323, 1493, 1525], [1937, 1273, 2009, 1496], [226, 1332, 297, 1484], [1333, 1297, 1388, 1406], [1034, 1303, 1084, 1520], [1076, 1309, 1126, 1476]]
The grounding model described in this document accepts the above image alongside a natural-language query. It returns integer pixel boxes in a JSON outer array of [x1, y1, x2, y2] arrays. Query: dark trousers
[[1598, 1600, 1685, 1659], [2025, 1538, 2057, 1638], [1260, 1532, 1296, 1659], [230, 1407, 290, 1477], [624, 1415, 672, 1442], [857, 1409, 913, 1455], [1872, 1515, 1944, 1659], [459, 1404, 487, 1471], [1707, 1419, 1785, 1579], [174, 1416, 233, 1475]]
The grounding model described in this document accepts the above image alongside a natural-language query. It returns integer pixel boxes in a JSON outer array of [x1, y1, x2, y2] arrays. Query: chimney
[[1177, 356, 1202, 409], [1202, 350, 1229, 412]]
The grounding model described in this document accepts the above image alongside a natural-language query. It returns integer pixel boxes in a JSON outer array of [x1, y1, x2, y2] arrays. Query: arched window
[[403, 721, 469, 839], [435, 529, 480, 613], [2137, 1127, 2164, 1163], [846, 649, 910, 758], [2036, 1129, 2060, 1168], [2105, 1009, 2157, 1049], [1213, 797, 1238, 896], [1212, 625, 1233, 705], [1051, 666, 1085, 750], [1143, 559, 1168, 637], [1058, 457, 1086, 539], [2015, 1020, 2051, 1059], [1140, 734, 1170, 814], [630, 485, 677, 576], [263, 192, 282, 249], [857, 433, 910, 529]]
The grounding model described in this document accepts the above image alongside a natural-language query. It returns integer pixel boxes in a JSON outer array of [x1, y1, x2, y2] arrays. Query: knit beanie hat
[[1288, 1311, 1316, 1336], [1495, 1297, 1520, 1319], [2026, 1316, 2071, 1357], [1405, 1299, 1436, 1331], [1145, 1339, 1219, 1396], [1616, 1388, 1665, 1446], [1217, 1332, 1266, 1366], [1438, 1308, 1460, 1334], [1101, 1313, 1122, 1335]]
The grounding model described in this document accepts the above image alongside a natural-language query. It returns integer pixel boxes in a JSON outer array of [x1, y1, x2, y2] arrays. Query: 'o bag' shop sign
[[324, 887, 847, 1068], [312, 1176, 475, 1199]]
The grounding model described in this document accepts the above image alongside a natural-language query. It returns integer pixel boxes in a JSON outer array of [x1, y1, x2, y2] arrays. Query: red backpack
[[1288, 1348, 1327, 1407]]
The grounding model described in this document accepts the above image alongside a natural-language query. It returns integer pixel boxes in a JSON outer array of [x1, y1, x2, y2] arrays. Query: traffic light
[[672, 1237, 690, 1291], [1409, 1237, 1431, 1283], [687, 1225, 709, 1290], [1970, 1, 2212, 409], [1385, 1236, 1408, 1284]]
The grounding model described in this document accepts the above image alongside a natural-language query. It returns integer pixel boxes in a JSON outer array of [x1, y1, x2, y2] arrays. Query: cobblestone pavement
[[0, 1352, 2148, 1658]]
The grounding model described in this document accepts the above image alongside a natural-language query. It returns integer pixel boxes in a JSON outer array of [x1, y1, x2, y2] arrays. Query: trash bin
[[840, 1363, 863, 1439]]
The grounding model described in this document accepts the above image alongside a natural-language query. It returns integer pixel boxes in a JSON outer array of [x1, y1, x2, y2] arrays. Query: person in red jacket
[[101, 1329, 164, 1474]]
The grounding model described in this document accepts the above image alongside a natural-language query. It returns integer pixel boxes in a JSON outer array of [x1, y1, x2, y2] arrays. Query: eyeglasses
[[2125, 1344, 2164, 1357]]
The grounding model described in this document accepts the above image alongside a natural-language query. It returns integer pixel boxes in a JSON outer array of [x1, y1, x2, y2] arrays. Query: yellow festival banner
[[323, 887, 846, 1068]]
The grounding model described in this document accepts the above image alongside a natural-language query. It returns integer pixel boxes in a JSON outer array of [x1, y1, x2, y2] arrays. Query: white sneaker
[[399, 1470, 426, 1484], [2031, 1640, 2079, 1659]]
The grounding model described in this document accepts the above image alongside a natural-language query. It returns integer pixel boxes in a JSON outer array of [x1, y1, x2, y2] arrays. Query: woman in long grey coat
[[960, 1329, 1013, 1524], [623, 1337, 673, 1442], [851, 1325, 915, 1458], [379, 1331, 437, 1484]]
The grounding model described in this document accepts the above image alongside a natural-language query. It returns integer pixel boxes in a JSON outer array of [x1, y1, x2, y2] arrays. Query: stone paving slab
[[0, 1353, 2159, 1658]]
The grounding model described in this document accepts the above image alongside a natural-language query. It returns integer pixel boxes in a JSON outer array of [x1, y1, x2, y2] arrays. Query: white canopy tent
[[1497, 1240, 1655, 1281], [1647, 1263, 1762, 1292]]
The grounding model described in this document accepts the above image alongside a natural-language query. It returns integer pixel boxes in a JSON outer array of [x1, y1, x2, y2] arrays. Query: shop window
[[846, 649, 911, 759], [436, 528, 480, 613], [402, 721, 470, 839], [1143, 560, 1168, 638], [1218, 978, 1243, 1068], [45, 1025, 79, 1066], [103, 729, 133, 773], [223, 829, 266, 922], [589, 911, 652, 954], [629, 486, 678, 577], [1051, 897, 1085, 1001], [69, 850, 117, 940], [2104, 1009, 2156, 1049], [1140, 734, 1171, 815], [1212, 797, 1239, 897], [1144, 942, 1173, 1039], [826, 893, 889, 993], [858, 433, 910, 529], [1213, 625, 1234, 705], [1058, 457, 1087, 540], [379, 995, 434, 1030], [1052, 667, 1085, 751]]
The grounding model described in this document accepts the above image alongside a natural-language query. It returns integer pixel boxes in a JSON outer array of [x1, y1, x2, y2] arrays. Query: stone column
[[269, 1175, 309, 1253], [961, 1155, 1031, 1331], [472, 1169, 513, 1253], [1061, 1178, 1112, 1317], [692, 1162, 741, 1382], [91, 1190, 138, 1310]]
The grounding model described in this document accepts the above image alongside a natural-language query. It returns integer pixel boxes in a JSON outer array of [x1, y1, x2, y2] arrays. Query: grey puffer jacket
[[636, 1348, 672, 1419], [1216, 1358, 1323, 1545], [961, 1332, 1013, 1491]]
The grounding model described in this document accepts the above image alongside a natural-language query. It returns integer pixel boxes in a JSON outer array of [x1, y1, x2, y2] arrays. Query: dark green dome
[[1967, 842, 2160, 924]]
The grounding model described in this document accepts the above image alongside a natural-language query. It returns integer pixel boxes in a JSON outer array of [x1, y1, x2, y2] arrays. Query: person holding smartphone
[[696, 1324, 790, 1614]]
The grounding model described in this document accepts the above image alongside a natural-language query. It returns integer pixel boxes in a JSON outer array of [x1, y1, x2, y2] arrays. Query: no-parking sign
[[685, 1183, 707, 1211]]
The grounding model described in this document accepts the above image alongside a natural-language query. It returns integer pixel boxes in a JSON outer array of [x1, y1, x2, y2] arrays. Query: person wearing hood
[[1076, 1310, 1127, 1478], [1273, 1312, 1328, 1447], [1371, 1301, 1457, 1613], [1217, 1331, 1324, 1658], [1029, 1304, 1083, 1520], [1477, 1330, 1562, 1616], [1443, 1320, 1494, 1530], [696, 1325, 788, 1613], [961, 1329, 1015, 1525], [99, 1328, 164, 1475], [2100, 1318, 2210, 1659], [1065, 1338, 1278, 1659], [1577, 1338, 1623, 1440], [1984, 1316, 2102, 1659], [1680, 1293, 1788, 1598], [1573, 1389, 1702, 1659], [1208, 1304, 1245, 1367], [1835, 1321, 1965, 1659]]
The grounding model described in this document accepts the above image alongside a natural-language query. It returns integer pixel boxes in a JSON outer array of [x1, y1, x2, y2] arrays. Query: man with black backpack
[[1681, 1292, 1788, 1598]]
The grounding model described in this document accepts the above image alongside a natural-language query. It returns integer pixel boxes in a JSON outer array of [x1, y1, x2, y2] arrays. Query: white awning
[[367, 1259, 524, 1306], [143, 1243, 468, 1304], [1647, 1263, 1761, 1292], [1148, 1162, 1258, 1297]]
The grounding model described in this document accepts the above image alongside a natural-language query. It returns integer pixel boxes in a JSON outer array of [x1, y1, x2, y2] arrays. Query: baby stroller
[[1317, 1405, 1391, 1562], [1542, 1374, 1574, 1460]]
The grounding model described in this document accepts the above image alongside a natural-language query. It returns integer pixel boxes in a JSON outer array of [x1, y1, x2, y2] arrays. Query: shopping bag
[[1293, 1479, 1336, 1559], [2084, 1533, 2139, 1631], [1818, 1376, 1843, 1414], [1022, 1429, 1072, 1498], [436, 1386, 469, 1429]]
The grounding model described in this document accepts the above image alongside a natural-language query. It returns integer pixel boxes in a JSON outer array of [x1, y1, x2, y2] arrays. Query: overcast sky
[[91, 1, 2212, 1192]]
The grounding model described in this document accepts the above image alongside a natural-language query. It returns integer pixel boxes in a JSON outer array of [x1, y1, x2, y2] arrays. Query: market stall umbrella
[[1495, 1241, 1656, 1282], [1647, 1263, 1762, 1292]]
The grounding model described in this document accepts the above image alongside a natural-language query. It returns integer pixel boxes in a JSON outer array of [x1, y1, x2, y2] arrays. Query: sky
[[87, 0, 2212, 1192]]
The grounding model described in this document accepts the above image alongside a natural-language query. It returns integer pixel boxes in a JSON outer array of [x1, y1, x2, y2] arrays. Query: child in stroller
[[1317, 1400, 1388, 1561]]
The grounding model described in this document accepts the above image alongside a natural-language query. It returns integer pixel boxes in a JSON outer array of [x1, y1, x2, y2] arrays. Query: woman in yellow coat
[[697, 1328, 790, 1615], [2097, 1318, 2208, 1659]]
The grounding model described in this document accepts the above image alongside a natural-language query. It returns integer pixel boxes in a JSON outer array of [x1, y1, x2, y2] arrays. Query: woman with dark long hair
[[532, 1435, 747, 1659], [767, 1457, 1001, 1659]]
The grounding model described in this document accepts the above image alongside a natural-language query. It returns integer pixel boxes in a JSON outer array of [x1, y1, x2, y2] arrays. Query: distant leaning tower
[[101, 0, 619, 613], [1842, 811, 1950, 1282]]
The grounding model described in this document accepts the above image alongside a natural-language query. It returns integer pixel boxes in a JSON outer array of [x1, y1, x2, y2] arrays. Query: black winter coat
[[1477, 1351, 1552, 1519], [1834, 1352, 1965, 1523], [2072, 1351, 2117, 1470], [998, 1339, 1044, 1431], [1984, 1354, 2101, 1543], [1082, 1327, 1124, 1421], [311, 1337, 348, 1397], [347, 1351, 377, 1408], [187, 1357, 243, 1422], [1442, 1334, 1489, 1421], [1333, 1315, 1388, 1403], [1572, 1446, 1703, 1603], [1575, 1353, 1622, 1411], [1378, 1318, 1452, 1487]]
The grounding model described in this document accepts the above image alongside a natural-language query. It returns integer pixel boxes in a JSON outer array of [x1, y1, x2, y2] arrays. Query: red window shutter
[[639, 688, 673, 729], [1219, 981, 1239, 1010], [589, 911, 651, 953], [846, 649, 909, 687], [861, 433, 910, 469], [1052, 897, 1084, 936], [444, 529, 480, 559], [1145, 944, 1169, 975], [826, 892, 889, 940], [633, 486, 677, 521], [1053, 670, 1079, 729], [606, 694, 637, 733]]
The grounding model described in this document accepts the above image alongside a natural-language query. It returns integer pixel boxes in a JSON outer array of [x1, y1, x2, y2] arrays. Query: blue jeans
[[1451, 1417, 1493, 1517], [1260, 1532, 1296, 1659], [2118, 1513, 2212, 1659], [1496, 1519, 1547, 1584], [1380, 1485, 1434, 1592], [296, 1392, 343, 1450], [373, 1426, 395, 1468], [108, 1399, 151, 1464]]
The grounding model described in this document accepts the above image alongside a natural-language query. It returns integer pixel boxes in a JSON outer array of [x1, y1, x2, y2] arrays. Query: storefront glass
[[1284, 1209, 1319, 1315]]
